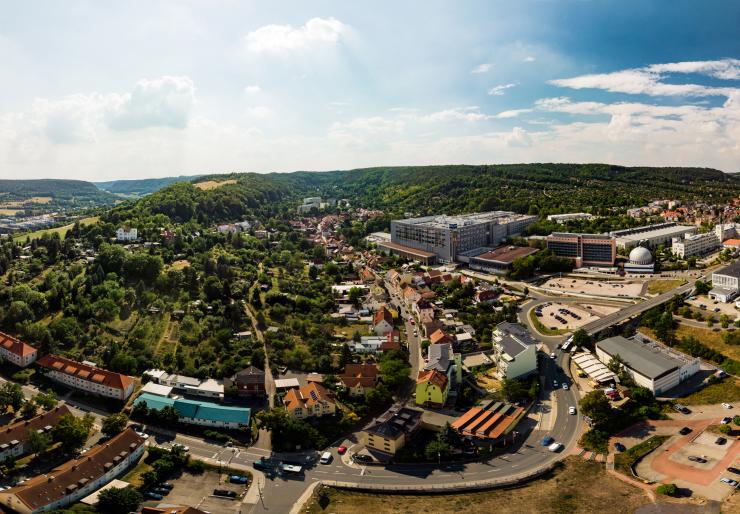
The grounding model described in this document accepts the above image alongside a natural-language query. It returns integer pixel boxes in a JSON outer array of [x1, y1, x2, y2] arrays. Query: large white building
[[546, 213, 594, 224], [715, 222, 739, 242], [116, 226, 138, 241], [710, 262, 740, 302], [671, 232, 720, 258], [0, 429, 145, 514], [491, 322, 538, 380], [611, 222, 697, 250], [143, 369, 224, 399], [595, 336, 699, 394], [36, 355, 135, 401], [0, 332, 37, 368]]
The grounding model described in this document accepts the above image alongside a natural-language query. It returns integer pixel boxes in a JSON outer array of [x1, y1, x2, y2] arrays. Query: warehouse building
[[461, 245, 539, 274], [546, 212, 594, 224], [710, 261, 740, 302], [671, 232, 720, 258], [595, 335, 699, 394], [546, 232, 616, 267], [610, 222, 697, 250], [388, 211, 537, 263]]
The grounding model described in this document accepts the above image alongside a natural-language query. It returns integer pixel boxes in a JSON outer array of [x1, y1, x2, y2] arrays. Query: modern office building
[[386, 211, 537, 263], [462, 245, 539, 274], [671, 232, 720, 258], [710, 262, 740, 302], [546, 233, 616, 267], [0, 429, 145, 514], [36, 355, 135, 401], [491, 322, 538, 380], [610, 222, 697, 250], [595, 335, 699, 394]]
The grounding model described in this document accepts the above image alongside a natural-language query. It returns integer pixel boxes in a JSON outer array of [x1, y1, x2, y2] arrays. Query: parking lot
[[141, 470, 248, 514], [541, 278, 645, 298], [535, 302, 600, 330], [686, 296, 739, 320]]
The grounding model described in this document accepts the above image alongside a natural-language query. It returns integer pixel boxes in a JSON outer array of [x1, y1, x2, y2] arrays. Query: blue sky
[[0, 0, 738, 180]]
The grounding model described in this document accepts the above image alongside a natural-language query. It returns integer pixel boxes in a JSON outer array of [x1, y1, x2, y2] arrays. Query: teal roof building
[[136, 393, 250, 427]]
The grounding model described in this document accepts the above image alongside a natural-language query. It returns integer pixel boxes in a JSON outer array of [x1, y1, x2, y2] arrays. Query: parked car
[[548, 442, 563, 452], [214, 489, 238, 498], [353, 454, 372, 463], [153, 487, 170, 495], [229, 475, 249, 484], [721, 417, 732, 425], [562, 383, 569, 390], [688, 456, 706, 463], [679, 427, 692, 435], [614, 442, 626, 452], [158, 483, 174, 490], [553, 380, 559, 388], [172, 443, 189, 452], [144, 492, 163, 501], [550, 352, 556, 359], [673, 404, 690, 414], [727, 467, 740, 474], [720, 477, 739, 487], [253, 459, 269, 471], [716, 437, 727, 445], [722, 403, 733, 409], [568, 406, 576, 415], [337, 445, 348, 455], [320, 452, 333, 464], [541, 436, 555, 446]]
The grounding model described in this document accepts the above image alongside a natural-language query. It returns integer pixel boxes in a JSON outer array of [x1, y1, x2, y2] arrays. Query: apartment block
[[36, 355, 135, 401], [671, 232, 720, 258], [0, 332, 38, 368]]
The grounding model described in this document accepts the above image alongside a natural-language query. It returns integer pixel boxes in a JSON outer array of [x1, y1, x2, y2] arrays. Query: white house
[[36, 355, 135, 401], [491, 322, 538, 380], [0, 332, 38, 367], [116, 227, 138, 241]]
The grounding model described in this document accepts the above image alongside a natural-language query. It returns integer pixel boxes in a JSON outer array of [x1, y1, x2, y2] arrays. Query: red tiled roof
[[430, 329, 452, 345], [339, 363, 379, 388], [416, 369, 448, 390], [0, 405, 71, 447], [373, 307, 393, 327], [36, 354, 134, 392], [0, 331, 38, 358], [283, 382, 333, 411]]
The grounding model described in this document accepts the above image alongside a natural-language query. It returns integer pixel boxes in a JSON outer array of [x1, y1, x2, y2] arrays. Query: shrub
[[656, 483, 678, 496]]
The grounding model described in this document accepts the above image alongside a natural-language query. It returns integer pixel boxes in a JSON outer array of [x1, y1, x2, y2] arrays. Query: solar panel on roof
[[309, 390, 318, 401]]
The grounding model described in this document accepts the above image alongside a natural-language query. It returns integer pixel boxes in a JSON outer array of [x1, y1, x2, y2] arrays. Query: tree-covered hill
[[115, 164, 739, 224], [0, 179, 117, 211], [94, 176, 202, 197]]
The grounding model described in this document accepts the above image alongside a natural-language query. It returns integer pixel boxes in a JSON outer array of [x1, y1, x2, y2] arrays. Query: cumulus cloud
[[550, 58, 740, 97], [106, 76, 196, 130], [245, 17, 347, 53], [505, 126, 532, 147], [420, 107, 491, 122], [487, 83, 516, 96], [471, 63, 492, 74], [244, 85, 261, 94]]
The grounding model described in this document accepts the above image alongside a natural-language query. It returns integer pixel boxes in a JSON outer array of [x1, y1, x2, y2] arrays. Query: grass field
[[13, 216, 99, 242], [195, 179, 237, 190], [680, 376, 740, 405], [673, 324, 740, 361], [0, 209, 19, 216], [647, 279, 686, 295], [169, 259, 191, 270], [305, 458, 652, 514]]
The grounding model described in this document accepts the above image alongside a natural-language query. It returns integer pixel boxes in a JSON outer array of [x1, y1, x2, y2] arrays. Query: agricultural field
[[13, 216, 100, 242], [194, 179, 237, 190]]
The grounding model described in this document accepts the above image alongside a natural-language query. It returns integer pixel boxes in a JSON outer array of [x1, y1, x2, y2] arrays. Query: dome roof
[[629, 246, 653, 265]]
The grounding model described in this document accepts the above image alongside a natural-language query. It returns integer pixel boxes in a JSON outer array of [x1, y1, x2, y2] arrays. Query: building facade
[[491, 322, 538, 380], [116, 227, 138, 241], [0, 406, 71, 463], [224, 366, 266, 397], [363, 406, 422, 455], [135, 393, 251, 429], [546, 233, 616, 267], [282, 383, 336, 419], [415, 369, 449, 407], [36, 355, 135, 401], [710, 262, 740, 302], [0, 332, 38, 368], [671, 232, 720, 258], [610, 222, 697, 250]]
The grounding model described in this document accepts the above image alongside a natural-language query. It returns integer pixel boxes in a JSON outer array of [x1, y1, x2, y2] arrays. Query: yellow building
[[415, 369, 449, 408], [364, 406, 423, 455]]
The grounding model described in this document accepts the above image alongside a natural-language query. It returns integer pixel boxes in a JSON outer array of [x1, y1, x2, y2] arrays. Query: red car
[[337, 445, 347, 455]]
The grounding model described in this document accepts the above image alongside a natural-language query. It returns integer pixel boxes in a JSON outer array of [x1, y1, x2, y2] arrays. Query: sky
[[0, 0, 739, 181]]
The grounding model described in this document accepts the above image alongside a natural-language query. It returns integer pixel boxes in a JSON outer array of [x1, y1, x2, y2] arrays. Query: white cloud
[[471, 63, 492, 74], [244, 85, 261, 94], [487, 83, 516, 96], [420, 107, 492, 122], [523, 56, 536, 62], [493, 108, 532, 119], [106, 76, 196, 130], [505, 126, 532, 147], [245, 17, 347, 53], [245, 106, 274, 119], [550, 59, 740, 97]]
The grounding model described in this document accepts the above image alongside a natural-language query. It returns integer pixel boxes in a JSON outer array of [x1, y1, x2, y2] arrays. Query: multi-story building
[[363, 406, 422, 455], [415, 369, 449, 407], [0, 332, 38, 368], [282, 383, 336, 419], [491, 322, 538, 380], [710, 262, 740, 302], [715, 222, 739, 242], [671, 232, 720, 258], [0, 429, 145, 514], [546, 213, 594, 224], [610, 222, 697, 250], [135, 393, 251, 429], [36, 355, 135, 401], [339, 363, 378, 397], [595, 335, 699, 394], [546, 233, 616, 267], [116, 226, 138, 241], [384, 211, 537, 263], [224, 366, 265, 397], [0, 406, 71, 463]]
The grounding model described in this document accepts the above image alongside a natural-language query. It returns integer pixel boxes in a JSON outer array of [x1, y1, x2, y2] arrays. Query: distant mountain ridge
[[94, 175, 202, 196], [0, 179, 117, 210]]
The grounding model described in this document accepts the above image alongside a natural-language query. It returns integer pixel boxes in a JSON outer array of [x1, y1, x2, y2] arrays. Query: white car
[[550, 352, 557, 359], [722, 403, 733, 409], [548, 442, 563, 452], [562, 383, 569, 390], [568, 406, 576, 415], [135, 431, 149, 440]]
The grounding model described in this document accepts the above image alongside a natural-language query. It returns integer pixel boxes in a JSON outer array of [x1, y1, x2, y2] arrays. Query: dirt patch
[[169, 259, 191, 270], [306, 458, 652, 514], [195, 179, 237, 190]]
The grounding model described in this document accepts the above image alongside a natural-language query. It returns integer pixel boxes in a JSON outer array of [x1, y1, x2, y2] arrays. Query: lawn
[[614, 435, 669, 475], [13, 216, 100, 242], [305, 458, 652, 514], [647, 279, 686, 295], [673, 324, 740, 362], [679, 377, 740, 405], [334, 323, 371, 338], [529, 310, 569, 336]]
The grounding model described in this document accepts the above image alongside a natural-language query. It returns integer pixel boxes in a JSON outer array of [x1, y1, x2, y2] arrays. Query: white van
[[548, 442, 563, 452], [320, 452, 333, 464]]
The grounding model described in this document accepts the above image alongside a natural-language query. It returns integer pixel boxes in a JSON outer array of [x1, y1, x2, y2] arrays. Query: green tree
[[51, 413, 94, 452], [20, 400, 37, 418], [656, 483, 678, 496], [96, 486, 143, 514], [579, 390, 613, 426], [26, 428, 52, 455], [500, 378, 527, 402], [101, 413, 129, 437], [424, 433, 451, 461], [0, 382, 25, 413], [571, 329, 591, 350], [33, 390, 58, 411]]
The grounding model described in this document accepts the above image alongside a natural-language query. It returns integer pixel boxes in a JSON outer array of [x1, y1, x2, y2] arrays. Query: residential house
[[363, 406, 423, 455], [429, 329, 454, 346], [0, 429, 145, 514], [379, 331, 401, 352], [372, 307, 394, 336], [339, 364, 379, 397], [36, 355, 135, 401], [0, 331, 38, 368], [116, 226, 138, 241], [413, 298, 435, 320], [415, 370, 449, 408], [0, 406, 71, 463], [283, 383, 336, 419], [135, 394, 250, 429], [491, 322, 538, 380], [224, 366, 266, 397]]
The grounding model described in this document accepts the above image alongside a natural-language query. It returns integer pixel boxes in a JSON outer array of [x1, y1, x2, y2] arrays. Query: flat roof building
[[595, 335, 699, 394], [671, 232, 719, 259], [389, 211, 537, 263], [710, 261, 740, 303], [546, 232, 616, 267], [464, 245, 539, 274], [610, 222, 697, 250], [135, 393, 251, 429], [546, 213, 594, 224]]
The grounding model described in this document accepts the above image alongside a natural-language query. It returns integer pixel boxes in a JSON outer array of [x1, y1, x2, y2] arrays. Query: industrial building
[[386, 211, 536, 263], [460, 245, 539, 274], [710, 262, 740, 302], [595, 335, 699, 394], [546, 212, 594, 224], [671, 232, 720, 258], [491, 322, 538, 380], [610, 222, 697, 250], [546, 233, 616, 267]]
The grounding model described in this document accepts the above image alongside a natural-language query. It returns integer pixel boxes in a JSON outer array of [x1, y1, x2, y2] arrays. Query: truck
[[280, 463, 303, 475]]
